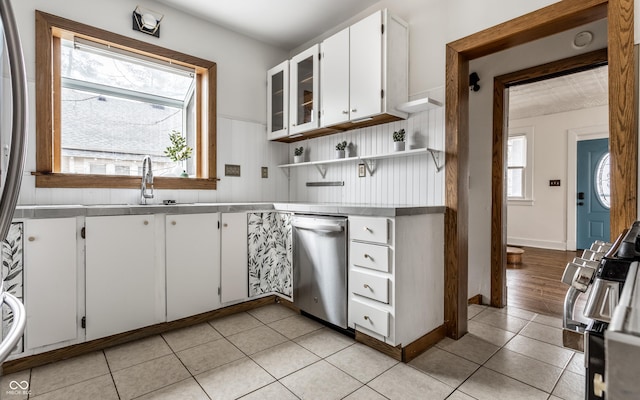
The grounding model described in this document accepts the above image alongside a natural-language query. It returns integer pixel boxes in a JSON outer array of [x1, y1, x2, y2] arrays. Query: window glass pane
[[508, 136, 527, 168], [60, 88, 184, 176], [507, 168, 524, 198], [61, 39, 193, 101], [595, 152, 610, 208]]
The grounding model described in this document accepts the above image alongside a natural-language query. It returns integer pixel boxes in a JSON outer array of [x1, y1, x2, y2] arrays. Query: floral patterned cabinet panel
[[247, 212, 292, 299], [1, 222, 24, 355]]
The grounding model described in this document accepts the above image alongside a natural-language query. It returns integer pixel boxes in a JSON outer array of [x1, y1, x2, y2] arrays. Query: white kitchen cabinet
[[267, 60, 289, 140], [166, 213, 220, 321], [348, 214, 444, 347], [85, 215, 164, 341], [321, 9, 408, 126], [24, 218, 78, 350], [220, 212, 248, 303], [289, 44, 320, 135]]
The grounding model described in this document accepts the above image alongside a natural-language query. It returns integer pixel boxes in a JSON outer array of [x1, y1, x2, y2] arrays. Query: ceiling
[[153, 0, 379, 50], [508, 65, 608, 120]]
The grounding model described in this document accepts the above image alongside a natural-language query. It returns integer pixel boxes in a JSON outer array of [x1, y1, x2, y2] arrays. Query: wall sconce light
[[133, 6, 163, 38], [469, 72, 480, 92]]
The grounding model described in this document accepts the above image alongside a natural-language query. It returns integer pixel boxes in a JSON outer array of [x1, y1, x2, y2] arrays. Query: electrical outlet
[[358, 163, 366, 178], [549, 179, 561, 187], [261, 167, 268, 178], [225, 164, 241, 177]]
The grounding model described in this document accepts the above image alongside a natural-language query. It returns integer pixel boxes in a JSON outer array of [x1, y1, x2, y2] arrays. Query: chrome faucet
[[140, 155, 154, 205]]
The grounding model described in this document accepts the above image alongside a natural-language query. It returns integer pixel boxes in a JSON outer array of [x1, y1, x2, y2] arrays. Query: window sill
[[507, 198, 534, 206], [33, 173, 218, 190]]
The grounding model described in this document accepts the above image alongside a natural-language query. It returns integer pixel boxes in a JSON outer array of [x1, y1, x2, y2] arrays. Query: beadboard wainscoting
[[288, 107, 445, 205], [13, 113, 290, 205]]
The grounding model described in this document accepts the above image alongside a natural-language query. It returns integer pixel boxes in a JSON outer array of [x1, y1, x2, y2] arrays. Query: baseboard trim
[[402, 324, 446, 362], [355, 324, 447, 363], [507, 237, 567, 251], [468, 294, 483, 305], [2, 296, 280, 374], [355, 331, 403, 361]]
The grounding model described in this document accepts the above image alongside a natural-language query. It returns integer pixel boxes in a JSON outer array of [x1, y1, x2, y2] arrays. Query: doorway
[[444, 0, 635, 339]]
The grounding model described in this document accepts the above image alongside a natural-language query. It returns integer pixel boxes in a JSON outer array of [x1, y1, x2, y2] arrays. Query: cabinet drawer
[[351, 241, 390, 272], [351, 299, 389, 337], [351, 270, 389, 303], [349, 216, 388, 244]]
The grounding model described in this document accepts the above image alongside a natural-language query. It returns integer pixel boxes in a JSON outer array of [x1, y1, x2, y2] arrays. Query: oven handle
[[292, 220, 344, 233], [0, 291, 26, 362]]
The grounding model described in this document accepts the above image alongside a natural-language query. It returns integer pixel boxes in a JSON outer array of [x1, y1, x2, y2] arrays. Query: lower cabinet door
[[24, 218, 77, 349], [166, 213, 221, 321], [220, 213, 248, 303], [85, 215, 162, 341]]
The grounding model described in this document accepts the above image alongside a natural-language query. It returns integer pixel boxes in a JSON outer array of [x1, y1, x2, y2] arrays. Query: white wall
[[5, 0, 290, 205], [507, 106, 609, 250], [288, 106, 444, 205]]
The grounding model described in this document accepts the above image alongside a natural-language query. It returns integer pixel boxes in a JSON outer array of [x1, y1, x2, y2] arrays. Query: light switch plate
[[225, 164, 241, 177], [261, 167, 268, 178]]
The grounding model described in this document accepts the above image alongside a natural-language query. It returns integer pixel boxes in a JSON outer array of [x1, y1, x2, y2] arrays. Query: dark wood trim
[[491, 49, 609, 308], [445, 0, 636, 339], [444, 44, 469, 339], [608, 0, 638, 238], [354, 331, 403, 361], [402, 325, 446, 362], [34, 10, 218, 189], [468, 294, 483, 305], [34, 173, 219, 190], [2, 296, 277, 374]]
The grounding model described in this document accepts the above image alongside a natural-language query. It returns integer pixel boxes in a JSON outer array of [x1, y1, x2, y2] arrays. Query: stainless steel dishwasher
[[292, 215, 348, 328]]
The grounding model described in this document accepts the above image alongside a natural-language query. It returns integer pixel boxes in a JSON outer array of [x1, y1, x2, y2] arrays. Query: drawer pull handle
[[364, 284, 371, 290], [342, 110, 349, 114], [364, 254, 374, 261], [28, 236, 35, 242], [364, 315, 370, 321], [363, 226, 372, 233]]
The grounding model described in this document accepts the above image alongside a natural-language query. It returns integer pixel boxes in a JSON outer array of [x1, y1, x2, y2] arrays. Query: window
[[507, 127, 534, 203], [35, 11, 217, 189], [595, 152, 611, 208]]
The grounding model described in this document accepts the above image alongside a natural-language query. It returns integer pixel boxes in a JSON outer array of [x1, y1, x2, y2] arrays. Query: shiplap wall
[[288, 106, 445, 205], [14, 116, 290, 205]]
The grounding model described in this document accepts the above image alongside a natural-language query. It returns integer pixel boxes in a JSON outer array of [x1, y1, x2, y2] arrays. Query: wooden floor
[[506, 246, 579, 318]]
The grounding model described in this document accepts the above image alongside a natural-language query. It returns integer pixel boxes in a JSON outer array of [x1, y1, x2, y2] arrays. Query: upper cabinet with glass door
[[289, 44, 320, 136], [267, 60, 289, 140]]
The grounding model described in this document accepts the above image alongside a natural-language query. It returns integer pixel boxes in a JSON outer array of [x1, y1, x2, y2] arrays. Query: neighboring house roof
[[61, 89, 183, 161]]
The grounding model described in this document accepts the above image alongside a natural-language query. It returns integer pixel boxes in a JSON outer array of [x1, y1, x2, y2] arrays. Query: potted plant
[[164, 130, 193, 177], [294, 146, 304, 163], [335, 141, 347, 159], [393, 129, 406, 151]]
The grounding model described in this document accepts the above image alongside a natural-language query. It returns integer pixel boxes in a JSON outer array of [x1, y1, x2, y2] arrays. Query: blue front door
[[577, 138, 610, 249]]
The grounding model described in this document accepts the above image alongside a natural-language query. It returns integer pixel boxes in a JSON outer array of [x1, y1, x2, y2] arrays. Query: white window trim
[[507, 126, 534, 205]]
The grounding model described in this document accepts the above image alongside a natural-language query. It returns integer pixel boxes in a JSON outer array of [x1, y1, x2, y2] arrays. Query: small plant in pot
[[335, 141, 348, 159], [294, 146, 304, 163], [393, 129, 406, 151], [165, 130, 193, 177]]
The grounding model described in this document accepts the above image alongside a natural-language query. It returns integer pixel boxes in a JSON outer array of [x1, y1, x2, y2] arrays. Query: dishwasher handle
[[292, 220, 345, 233]]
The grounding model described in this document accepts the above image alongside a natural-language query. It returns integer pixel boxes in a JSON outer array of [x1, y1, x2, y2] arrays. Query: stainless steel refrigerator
[[0, 0, 28, 364]]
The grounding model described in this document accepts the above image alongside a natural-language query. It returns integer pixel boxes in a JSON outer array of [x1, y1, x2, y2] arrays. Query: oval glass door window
[[595, 152, 610, 208]]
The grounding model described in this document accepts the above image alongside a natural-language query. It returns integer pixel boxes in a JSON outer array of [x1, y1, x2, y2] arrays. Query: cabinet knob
[[143, 220, 149, 225], [364, 284, 371, 290], [28, 236, 35, 242], [223, 223, 228, 227], [171, 221, 176, 226], [351, 108, 357, 113], [342, 110, 349, 114]]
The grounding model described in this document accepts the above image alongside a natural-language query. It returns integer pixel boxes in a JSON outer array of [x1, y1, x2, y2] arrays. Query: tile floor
[[0, 303, 585, 400]]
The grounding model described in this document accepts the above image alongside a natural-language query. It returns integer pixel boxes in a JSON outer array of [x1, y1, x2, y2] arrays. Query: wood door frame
[[445, 0, 635, 338], [492, 49, 609, 308]]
